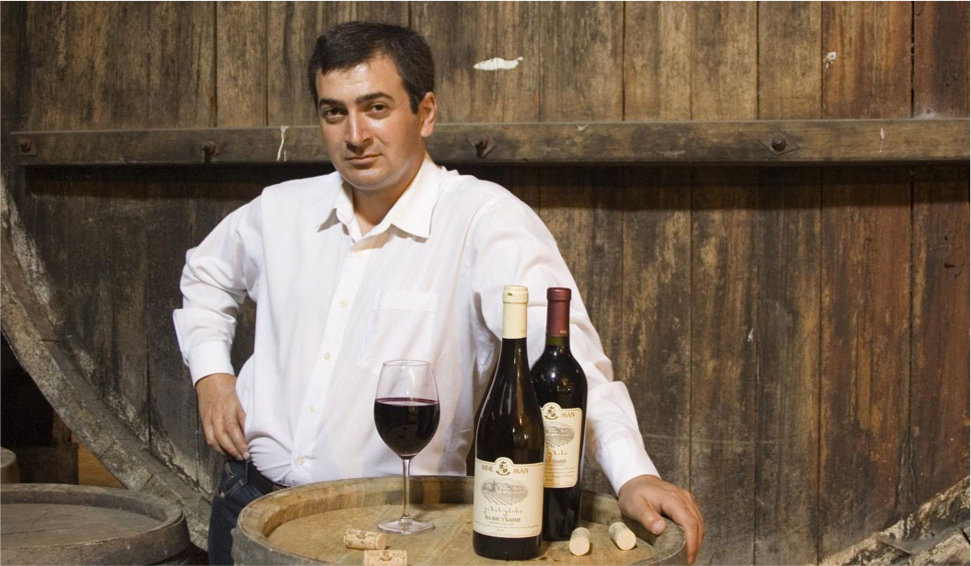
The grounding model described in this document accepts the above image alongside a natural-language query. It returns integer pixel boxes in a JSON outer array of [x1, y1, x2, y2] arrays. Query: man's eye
[[321, 108, 345, 122], [369, 103, 389, 114]]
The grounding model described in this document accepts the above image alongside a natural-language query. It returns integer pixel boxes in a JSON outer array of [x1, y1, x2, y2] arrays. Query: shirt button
[[324, 352, 331, 361], [296, 457, 305, 466], [339, 300, 348, 309], [309, 404, 317, 413]]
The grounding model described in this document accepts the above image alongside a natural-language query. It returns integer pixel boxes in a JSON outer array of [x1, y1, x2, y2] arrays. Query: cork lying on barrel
[[343, 528, 388, 550], [609, 521, 637, 550], [569, 527, 591, 555], [362, 549, 407, 566]]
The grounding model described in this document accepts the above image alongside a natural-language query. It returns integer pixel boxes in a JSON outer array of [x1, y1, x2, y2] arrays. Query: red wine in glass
[[373, 360, 440, 535], [373, 398, 440, 458]]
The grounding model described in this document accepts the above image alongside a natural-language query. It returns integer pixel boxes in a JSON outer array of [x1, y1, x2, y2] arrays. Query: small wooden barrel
[[0, 483, 192, 564], [234, 476, 686, 565], [0, 447, 19, 484]]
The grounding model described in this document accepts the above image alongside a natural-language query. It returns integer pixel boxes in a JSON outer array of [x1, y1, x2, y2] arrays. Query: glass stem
[[401, 458, 411, 521]]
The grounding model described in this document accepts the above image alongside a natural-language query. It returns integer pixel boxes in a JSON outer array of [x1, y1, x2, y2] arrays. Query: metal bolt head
[[17, 137, 33, 154], [771, 135, 787, 152]]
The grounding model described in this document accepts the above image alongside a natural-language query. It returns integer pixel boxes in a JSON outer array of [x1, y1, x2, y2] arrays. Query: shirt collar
[[379, 154, 440, 239], [325, 153, 440, 240]]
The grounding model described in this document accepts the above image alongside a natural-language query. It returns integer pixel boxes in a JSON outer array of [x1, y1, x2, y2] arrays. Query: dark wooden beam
[[8, 119, 968, 167]]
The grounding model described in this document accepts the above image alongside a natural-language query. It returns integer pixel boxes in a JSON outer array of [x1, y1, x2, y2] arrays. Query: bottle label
[[473, 457, 544, 538], [541, 403, 583, 488]]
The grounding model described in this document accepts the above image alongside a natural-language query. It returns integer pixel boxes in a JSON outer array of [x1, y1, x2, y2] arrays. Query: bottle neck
[[546, 298, 570, 341], [544, 335, 571, 351]]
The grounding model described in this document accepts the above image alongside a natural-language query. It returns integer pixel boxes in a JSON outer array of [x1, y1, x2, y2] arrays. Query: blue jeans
[[208, 459, 268, 565]]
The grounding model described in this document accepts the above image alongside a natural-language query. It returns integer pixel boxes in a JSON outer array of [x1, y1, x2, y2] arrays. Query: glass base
[[378, 516, 434, 535]]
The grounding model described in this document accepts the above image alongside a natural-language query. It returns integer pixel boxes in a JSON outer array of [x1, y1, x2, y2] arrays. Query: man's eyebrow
[[317, 98, 343, 111], [355, 91, 392, 104], [317, 92, 393, 110]]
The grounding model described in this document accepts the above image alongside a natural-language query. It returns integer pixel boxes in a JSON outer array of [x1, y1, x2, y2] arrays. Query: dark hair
[[307, 22, 435, 114]]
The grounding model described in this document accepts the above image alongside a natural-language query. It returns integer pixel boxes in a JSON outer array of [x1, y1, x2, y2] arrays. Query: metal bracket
[[467, 133, 496, 159]]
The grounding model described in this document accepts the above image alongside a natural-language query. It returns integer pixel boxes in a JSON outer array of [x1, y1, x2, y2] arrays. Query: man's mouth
[[347, 154, 379, 163]]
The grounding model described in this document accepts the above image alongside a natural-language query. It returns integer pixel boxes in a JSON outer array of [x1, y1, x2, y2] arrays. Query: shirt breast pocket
[[356, 291, 438, 376]]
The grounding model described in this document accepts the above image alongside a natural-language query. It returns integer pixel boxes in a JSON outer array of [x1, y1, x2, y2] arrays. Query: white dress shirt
[[173, 155, 659, 493]]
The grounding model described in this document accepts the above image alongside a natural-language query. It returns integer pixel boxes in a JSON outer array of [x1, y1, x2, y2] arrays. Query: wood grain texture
[[910, 2, 970, 511], [217, 2, 266, 127], [21, 2, 214, 130], [688, 4, 759, 564], [267, 2, 408, 126], [818, 2, 914, 557], [754, 169, 821, 565], [624, 2, 692, 120], [691, 2, 758, 120], [690, 170, 761, 565], [914, 2, 970, 117], [911, 165, 970, 505], [821, 2, 912, 119], [538, 2, 623, 121], [758, 2, 821, 120], [754, 4, 822, 564], [620, 4, 692, 494], [620, 168, 691, 489], [414, 2, 539, 123], [819, 168, 911, 556]]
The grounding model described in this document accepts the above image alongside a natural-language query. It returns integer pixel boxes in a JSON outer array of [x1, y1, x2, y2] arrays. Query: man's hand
[[195, 372, 249, 460], [618, 474, 704, 564]]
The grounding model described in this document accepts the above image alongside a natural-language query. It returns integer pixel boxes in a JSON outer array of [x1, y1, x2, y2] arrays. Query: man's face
[[315, 56, 436, 198]]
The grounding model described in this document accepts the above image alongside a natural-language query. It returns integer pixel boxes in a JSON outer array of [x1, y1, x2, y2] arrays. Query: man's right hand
[[195, 372, 249, 460]]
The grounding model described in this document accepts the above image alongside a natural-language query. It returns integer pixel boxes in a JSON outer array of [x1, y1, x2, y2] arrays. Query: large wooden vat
[[1, 3, 968, 564], [0, 483, 192, 564], [232, 476, 686, 565]]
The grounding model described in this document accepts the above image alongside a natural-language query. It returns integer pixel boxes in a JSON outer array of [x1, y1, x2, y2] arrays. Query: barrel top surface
[[0, 448, 15, 468], [0, 483, 190, 565], [235, 476, 686, 565]]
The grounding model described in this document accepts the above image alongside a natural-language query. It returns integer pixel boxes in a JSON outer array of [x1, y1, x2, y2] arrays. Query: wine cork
[[362, 549, 407, 566], [569, 527, 591, 555], [343, 528, 388, 550], [609, 521, 637, 550]]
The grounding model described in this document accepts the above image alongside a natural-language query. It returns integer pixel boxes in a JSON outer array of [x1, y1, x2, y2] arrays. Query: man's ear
[[418, 92, 437, 138]]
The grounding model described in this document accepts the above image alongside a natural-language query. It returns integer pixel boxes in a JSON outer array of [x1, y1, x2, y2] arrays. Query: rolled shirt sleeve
[[469, 193, 660, 495], [173, 197, 263, 385]]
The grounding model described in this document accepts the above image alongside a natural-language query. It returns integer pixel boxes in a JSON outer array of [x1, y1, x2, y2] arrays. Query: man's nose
[[345, 113, 372, 150]]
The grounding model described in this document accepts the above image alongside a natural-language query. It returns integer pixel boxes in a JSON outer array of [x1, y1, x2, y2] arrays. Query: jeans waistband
[[245, 459, 285, 494]]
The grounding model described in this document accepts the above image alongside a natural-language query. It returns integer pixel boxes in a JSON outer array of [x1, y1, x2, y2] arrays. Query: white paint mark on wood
[[473, 56, 523, 71], [879, 127, 886, 152], [747, 328, 755, 343], [823, 52, 838, 71], [277, 126, 288, 162]]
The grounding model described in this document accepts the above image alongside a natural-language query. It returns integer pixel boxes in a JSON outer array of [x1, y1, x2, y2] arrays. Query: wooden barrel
[[0, 483, 193, 565], [233, 476, 686, 565], [0, 447, 19, 484]]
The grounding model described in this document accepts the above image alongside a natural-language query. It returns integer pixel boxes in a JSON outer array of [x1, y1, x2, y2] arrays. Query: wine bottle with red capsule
[[531, 287, 588, 541]]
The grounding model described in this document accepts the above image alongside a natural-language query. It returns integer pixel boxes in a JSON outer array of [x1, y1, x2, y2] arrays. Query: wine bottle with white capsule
[[473, 285, 546, 560]]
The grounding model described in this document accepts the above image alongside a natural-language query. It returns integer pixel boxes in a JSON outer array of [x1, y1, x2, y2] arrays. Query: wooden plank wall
[[2, 3, 967, 564]]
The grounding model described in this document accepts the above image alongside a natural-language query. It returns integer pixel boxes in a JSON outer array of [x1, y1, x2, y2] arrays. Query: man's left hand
[[617, 474, 704, 564]]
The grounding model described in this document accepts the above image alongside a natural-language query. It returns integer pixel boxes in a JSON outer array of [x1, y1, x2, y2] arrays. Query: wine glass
[[373, 360, 441, 534]]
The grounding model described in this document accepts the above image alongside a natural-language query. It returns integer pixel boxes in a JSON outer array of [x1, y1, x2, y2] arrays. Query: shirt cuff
[[596, 436, 661, 495], [187, 341, 235, 385]]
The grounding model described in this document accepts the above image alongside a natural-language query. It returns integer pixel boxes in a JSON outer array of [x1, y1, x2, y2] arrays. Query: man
[[174, 22, 704, 565]]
